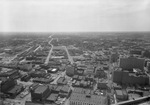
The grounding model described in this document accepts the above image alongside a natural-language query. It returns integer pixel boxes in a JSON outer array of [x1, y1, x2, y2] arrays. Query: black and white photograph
[[0, 0, 150, 105]]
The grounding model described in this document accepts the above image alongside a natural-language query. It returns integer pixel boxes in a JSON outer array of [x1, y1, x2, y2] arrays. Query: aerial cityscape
[[1, 0, 150, 105], [0, 32, 150, 105]]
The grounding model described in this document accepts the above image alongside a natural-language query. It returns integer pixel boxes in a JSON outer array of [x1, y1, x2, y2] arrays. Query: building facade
[[119, 57, 145, 70]]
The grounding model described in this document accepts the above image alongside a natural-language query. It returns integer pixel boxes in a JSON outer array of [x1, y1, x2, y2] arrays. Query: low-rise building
[[46, 93, 58, 103], [0, 78, 17, 93], [7, 84, 24, 98], [33, 78, 53, 84], [115, 89, 128, 101], [31, 85, 50, 102], [57, 77, 67, 85], [59, 85, 71, 98], [69, 92, 108, 105], [0, 69, 20, 79]]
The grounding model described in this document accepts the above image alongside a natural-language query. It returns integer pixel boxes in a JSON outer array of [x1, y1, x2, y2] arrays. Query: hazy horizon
[[0, 0, 150, 32]]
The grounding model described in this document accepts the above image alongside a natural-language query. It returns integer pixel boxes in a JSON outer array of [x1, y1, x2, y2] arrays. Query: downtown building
[[119, 56, 145, 71], [69, 89, 108, 105], [112, 70, 149, 85]]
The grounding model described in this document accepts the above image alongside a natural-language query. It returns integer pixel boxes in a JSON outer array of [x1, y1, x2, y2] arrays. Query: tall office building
[[112, 70, 149, 85], [119, 56, 145, 70]]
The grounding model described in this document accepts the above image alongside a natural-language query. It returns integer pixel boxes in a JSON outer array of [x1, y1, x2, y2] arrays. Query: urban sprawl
[[0, 33, 150, 105]]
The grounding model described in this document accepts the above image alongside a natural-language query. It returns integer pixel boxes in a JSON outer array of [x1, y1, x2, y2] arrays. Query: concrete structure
[[46, 93, 58, 103], [0, 69, 20, 79], [69, 92, 108, 105], [7, 84, 24, 98], [21, 74, 31, 82], [119, 56, 145, 70], [59, 85, 71, 98], [31, 85, 50, 102], [33, 78, 53, 84], [0, 78, 17, 93], [115, 95, 150, 105], [113, 70, 149, 85], [57, 77, 67, 85], [115, 89, 128, 101]]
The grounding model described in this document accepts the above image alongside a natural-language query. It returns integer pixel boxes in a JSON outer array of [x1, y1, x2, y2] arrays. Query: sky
[[0, 0, 150, 32]]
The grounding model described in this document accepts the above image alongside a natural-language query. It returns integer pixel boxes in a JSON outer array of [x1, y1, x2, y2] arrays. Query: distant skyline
[[0, 0, 150, 32]]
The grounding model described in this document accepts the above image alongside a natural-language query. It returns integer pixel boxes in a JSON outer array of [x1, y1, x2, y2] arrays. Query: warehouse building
[[30, 71, 47, 78], [59, 85, 71, 98], [33, 78, 53, 84], [55, 86, 63, 93], [69, 92, 108, 105], [0, 69, 20, 79], [0, 78, 24, 98], [7, 84, 24, 98], [46, 93, 58, 103], [57, 77, 67, 85]]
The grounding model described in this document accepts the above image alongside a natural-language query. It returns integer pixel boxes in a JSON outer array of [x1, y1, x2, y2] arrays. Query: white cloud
[[0, 0, 150, 32]]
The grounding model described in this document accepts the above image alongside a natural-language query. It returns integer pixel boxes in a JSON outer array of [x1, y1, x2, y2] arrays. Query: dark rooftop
[[61, 85, 70, 93], [34, 85, 48, 94], [8, 84, 23, 94], [46, 93, 58, 101]]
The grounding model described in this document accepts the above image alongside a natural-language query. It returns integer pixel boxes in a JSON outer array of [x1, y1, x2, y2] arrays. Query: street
[[33, 45, 41, 52], [62, 46, 74, 64], [5, 46, 33, 64], [44, 36, 54, 65]]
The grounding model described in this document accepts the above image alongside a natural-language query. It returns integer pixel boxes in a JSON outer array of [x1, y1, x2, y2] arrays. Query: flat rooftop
[[46, 93, 58, 101], [70, 93, 107, 105], [34, 85, 48, 94]]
